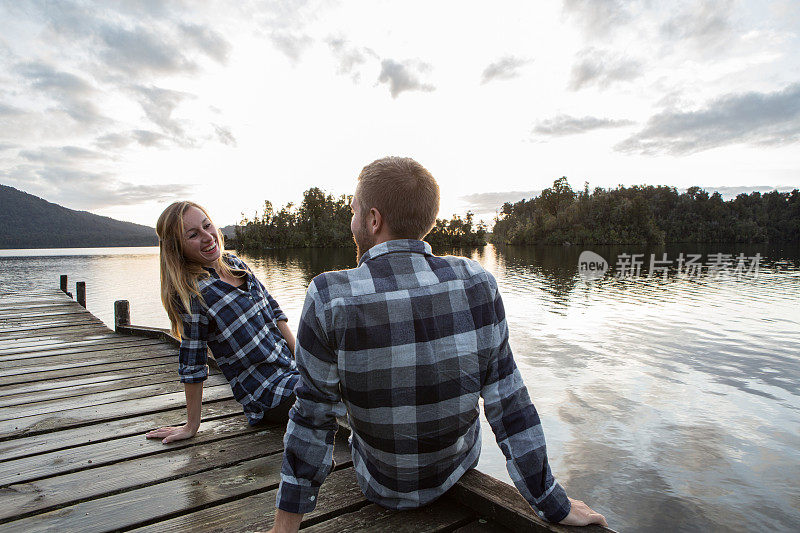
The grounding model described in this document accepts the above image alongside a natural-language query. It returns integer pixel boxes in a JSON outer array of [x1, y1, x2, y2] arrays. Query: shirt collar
[[358, 239, 433, 266]]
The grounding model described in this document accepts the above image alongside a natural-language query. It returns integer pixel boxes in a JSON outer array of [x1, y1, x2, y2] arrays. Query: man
[[269, 157, 607, 532]]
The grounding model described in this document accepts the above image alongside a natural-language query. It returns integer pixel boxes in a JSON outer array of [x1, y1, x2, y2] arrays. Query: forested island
[[492, 178, 800, 245]]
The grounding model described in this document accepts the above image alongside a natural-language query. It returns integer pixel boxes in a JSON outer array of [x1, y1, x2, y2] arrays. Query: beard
[[353, 219, 375, 263]]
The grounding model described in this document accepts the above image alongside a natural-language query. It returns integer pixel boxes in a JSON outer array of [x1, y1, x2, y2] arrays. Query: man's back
[[278, 239, 570, 522], [313, 239, 491, 507]]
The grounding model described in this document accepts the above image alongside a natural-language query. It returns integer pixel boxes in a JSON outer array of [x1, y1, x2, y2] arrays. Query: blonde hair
[[156, 201, 242, 338], [357, 156, 440, 239]]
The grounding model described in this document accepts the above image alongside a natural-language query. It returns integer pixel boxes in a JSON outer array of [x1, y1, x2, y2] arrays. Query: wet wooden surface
[[0, 288, 606, 532]]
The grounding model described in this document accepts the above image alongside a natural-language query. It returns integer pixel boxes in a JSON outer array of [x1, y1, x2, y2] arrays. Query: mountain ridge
[[0, 184, 158, 248]]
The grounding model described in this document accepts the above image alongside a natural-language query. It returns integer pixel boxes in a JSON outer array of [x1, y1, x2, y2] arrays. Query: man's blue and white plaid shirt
[[178, 254, 299, 425], [276, 240, 571, 523]]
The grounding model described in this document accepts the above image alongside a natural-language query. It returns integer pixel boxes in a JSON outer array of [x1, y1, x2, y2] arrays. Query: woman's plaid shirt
[[276, 240, 570, 523], [178, 254, 299, 425]]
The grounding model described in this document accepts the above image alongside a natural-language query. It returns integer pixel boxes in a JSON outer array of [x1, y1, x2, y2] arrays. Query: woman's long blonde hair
[[156, 201, 242, 338]]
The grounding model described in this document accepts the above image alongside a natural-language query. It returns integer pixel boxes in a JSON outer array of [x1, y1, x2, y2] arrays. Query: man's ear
[[368, 207, 383, 235]]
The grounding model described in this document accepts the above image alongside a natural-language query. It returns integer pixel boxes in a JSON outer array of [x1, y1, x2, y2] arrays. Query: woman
[[146, 201, 299, 444]]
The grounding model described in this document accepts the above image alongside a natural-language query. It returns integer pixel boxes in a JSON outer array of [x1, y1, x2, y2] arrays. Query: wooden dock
[[0, 283, 610, 532]]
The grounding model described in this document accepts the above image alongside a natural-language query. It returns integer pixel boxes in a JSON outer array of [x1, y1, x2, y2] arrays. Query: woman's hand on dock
[[559, 497, 608, 527], [145, 423, 199, 444]]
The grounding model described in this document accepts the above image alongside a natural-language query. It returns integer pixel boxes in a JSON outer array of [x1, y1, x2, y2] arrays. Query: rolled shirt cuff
[[178, 364, 209, 383], [276, 480, 320, 514], [536, 481, 571, 523]]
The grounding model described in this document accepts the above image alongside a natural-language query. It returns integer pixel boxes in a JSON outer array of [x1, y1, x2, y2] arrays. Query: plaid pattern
[[179, 254, 299, 425], [276, 240, 571, 522]]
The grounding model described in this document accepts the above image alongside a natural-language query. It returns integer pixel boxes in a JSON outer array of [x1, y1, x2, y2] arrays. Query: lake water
[[1, 243, 799, 532]]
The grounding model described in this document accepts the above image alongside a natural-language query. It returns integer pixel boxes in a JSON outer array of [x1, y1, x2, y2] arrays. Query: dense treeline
[[0, 184, 157, 248], [235, 188, 353, 251], [492, 178, 800, 245], [426, 212, 487, 247], [234, 187, 488, 251]]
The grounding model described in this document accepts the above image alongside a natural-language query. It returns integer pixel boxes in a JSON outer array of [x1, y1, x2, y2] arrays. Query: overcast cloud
[[534, 115, 634, 136], [481, 56, 531, 84], [377, 59, 435, 98], [617, 83, 800, 155]]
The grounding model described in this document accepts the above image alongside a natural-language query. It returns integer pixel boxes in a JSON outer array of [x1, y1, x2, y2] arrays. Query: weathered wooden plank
[[448, 470, 612, 533], [0, 332, 129, 353], [0, 374, 228, 422], [0, 317, 103, 334], [129, 466, 367, 533], [0, 308, 96, 322], [0, 426, 284, 521], [0, 361, 175, 395], [0, 307, 95, 327], [0, 413, 256, 487], [0, 323, 113, 343], [0, 383, 234, 440], [0, 305, 82, 318], [1, 435, 353, 532], [301, 501, 475, 533], [452, 518, 514, 532], [0, 398, 243, 462], [0, 338, 166, 364], [0, 355, 175, 387], [0, 371, 183, 407], [0, 295, 66, 307]]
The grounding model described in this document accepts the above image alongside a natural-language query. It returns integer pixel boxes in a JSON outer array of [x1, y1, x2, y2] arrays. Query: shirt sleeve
[[178, 297, 210, 383], [480, 282, 571, 523], [276, 280, 341, 514], [265, 290, 288, 322]]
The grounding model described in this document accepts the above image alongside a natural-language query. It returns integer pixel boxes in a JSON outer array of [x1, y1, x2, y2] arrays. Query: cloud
[[562, 0, 631, 38], [95, 132, 133, 150], [180, 24, 231, 63], [326, 37, 377, 81], [131, 85, 194, 139], [481, 56, 531, 84], [14, 62, 106, 125], [377, 59, 435, 98], [569, 48, 642, 90], [213, 124, 237, 146], [533, 114, 634, 136], [660, 0, 733, 50], [5, 161, 191, 210], [270, 30, 313, 64], [694, 185, 798, 200], [616, 83, 800, 155], [94, 130, 169, 149], [0, 143, 18, 152], [0, 103, 25, 116], [132, 129, 169, 147], [20, 146, 105, 165], [460, 190, 542, 214], [99, 25, 197, 76]]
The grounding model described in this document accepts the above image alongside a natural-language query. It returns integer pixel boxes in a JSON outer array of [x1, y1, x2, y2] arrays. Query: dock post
[[114, 300, 130, 332], [76, 282, 86, 308], [60, 275, 68, 294]]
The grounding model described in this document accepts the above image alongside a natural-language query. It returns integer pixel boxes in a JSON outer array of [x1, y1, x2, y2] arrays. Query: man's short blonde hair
[[356, 156, 440, 239]]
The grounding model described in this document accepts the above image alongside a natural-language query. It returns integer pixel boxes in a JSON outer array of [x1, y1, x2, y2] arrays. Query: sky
[[1, 0, 799, 227]]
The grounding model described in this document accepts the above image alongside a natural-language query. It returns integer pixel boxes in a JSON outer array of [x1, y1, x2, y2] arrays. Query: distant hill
[[0, 184, 158, 248]]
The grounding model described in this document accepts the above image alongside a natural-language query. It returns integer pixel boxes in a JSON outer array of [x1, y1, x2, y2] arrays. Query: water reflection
[[2, 243, 799, 532]]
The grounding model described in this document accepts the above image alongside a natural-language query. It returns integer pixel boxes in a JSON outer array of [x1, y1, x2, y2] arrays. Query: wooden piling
[[114, 299, 130, 330], [60, 274, 67, 294], [76, 282, 86, 308]]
